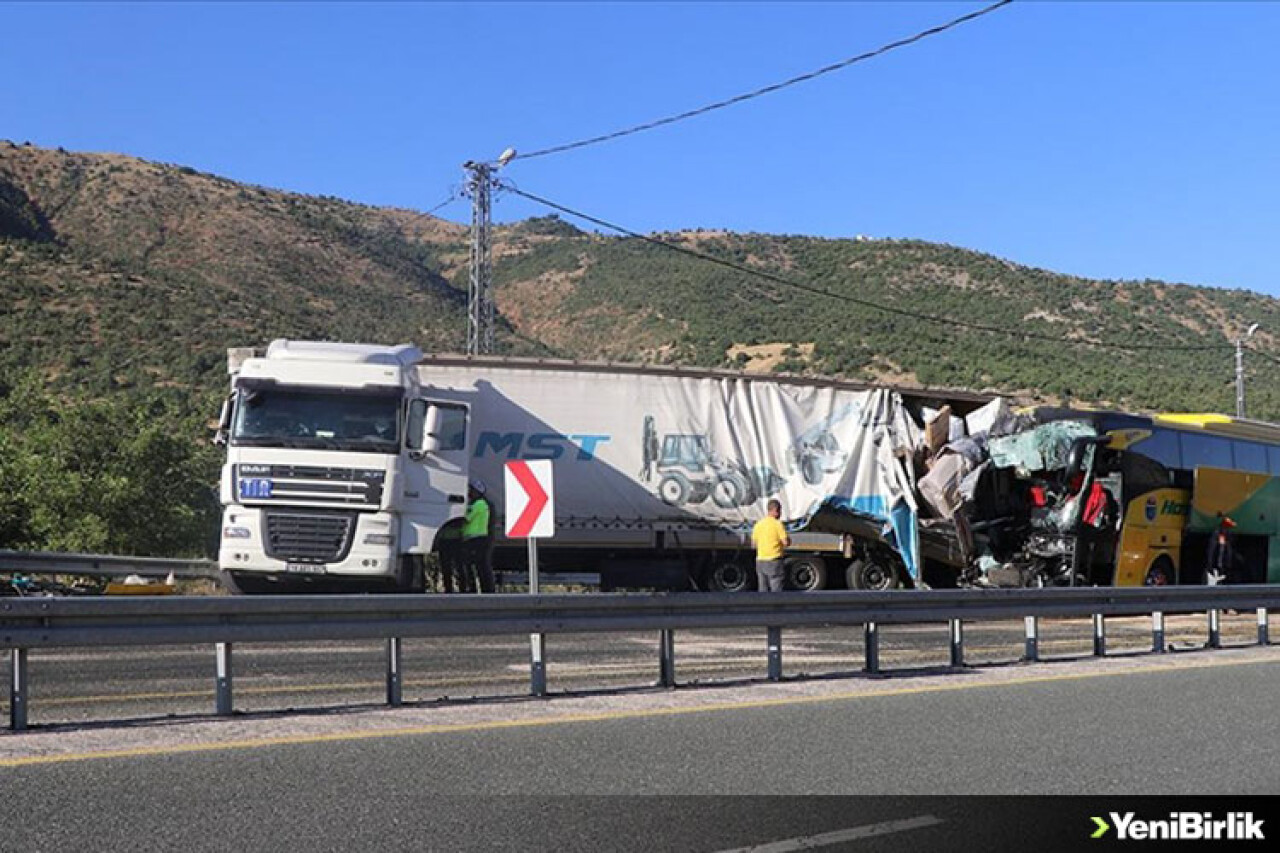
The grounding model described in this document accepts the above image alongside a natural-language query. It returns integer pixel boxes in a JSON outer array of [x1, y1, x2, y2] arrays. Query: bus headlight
[[222, 526, 252, 539], [363, 533, 395, 546]]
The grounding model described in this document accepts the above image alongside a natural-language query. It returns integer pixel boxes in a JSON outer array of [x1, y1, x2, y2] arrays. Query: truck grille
[[235, 465, 385, 508], [264, 511, 356, 563]]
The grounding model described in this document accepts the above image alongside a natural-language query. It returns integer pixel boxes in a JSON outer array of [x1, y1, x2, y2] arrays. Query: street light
[[1235, 323, 1260, 418], [463, 148, 517, 355]]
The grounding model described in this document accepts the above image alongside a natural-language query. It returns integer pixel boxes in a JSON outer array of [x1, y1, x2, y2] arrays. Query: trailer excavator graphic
[[789, 403, 857, 486], [641, 416, 782, 509]]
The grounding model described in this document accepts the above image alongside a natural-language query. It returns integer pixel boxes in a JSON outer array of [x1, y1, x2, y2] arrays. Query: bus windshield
[[231, 387, 401, 453]]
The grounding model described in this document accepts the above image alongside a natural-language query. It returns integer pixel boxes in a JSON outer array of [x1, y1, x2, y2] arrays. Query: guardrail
[[0, 551, 594, 588], [2, 586, 1275, 732], [0, 550, 219, 581]]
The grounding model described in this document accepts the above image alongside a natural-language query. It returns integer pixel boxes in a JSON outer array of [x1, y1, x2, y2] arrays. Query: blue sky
[[4, 1, 1277, 295]]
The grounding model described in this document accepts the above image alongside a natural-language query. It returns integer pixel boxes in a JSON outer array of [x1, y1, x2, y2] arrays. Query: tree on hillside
[[0, 374, 221, 556]]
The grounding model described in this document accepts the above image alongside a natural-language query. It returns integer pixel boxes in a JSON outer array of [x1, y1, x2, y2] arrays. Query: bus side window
[[1180, 433, 1231, 469], [1121, 452, 1173, 504], [1232, 440, 1268, 475], [1133, 429, 1181, 470]]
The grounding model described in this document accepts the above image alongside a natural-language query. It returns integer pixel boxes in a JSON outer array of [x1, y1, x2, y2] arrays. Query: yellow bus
[[952, 408, 1280, 588]]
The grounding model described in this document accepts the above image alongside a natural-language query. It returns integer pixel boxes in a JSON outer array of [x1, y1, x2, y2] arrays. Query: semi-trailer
[[214, 340, 988, 593]]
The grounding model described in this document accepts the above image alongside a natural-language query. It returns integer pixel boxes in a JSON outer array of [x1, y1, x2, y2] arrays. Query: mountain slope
[[3, 142, 1278, 419]]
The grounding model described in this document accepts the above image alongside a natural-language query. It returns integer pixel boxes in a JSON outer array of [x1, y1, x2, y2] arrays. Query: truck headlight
[[223, 526, 252, 539], [363, 533, 395, 546]]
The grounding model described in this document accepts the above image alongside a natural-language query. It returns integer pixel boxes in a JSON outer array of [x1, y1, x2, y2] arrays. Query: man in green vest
[[462, 478, 496, 594]]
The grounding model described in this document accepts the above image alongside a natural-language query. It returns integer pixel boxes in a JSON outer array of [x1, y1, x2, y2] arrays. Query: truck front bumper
[[219, 506, 399, 580]]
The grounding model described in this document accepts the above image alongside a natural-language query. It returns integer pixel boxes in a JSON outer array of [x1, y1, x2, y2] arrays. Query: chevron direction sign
[[504, 459, 555, 539]]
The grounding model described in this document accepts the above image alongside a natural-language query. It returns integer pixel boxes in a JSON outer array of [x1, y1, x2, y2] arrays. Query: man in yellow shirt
[[751, 499, 791, 591]]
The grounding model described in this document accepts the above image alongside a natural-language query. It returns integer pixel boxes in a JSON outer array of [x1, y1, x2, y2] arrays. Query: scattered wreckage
[[820, 398, 1280, 590]]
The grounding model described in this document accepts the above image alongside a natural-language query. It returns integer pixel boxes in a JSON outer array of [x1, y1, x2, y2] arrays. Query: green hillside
[[3, 142, 1279, 556]]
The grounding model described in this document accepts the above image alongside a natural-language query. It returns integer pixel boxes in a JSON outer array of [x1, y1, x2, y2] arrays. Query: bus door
[[1113, 451, 1188, 586], [1189, 467, 1277, 584]]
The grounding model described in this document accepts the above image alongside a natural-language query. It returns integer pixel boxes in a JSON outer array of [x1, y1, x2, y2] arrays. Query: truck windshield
[[231, 387, 401, 453]]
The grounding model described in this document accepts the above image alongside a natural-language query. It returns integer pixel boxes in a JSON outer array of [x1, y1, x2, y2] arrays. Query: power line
[[501, 183, 1234, 354], [516, 0, 1016, 162], [424, 190, 462, 217]]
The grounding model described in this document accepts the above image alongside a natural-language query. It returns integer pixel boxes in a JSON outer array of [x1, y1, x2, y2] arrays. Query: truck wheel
[[705, 561, 753, 593], [221, 571, 252, 595], [1144, 557, 1175, 586], [847, 556, 901, 591], [397, 555, 426, 593], [711, 473, 749, 509], [785, 555, 828, 592], [658, 473, 691, 505]]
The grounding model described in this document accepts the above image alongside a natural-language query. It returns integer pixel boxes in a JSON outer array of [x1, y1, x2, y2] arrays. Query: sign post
[[504, 460, 554, 697]]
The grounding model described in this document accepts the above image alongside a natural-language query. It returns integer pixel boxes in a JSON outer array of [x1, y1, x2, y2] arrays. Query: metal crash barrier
[[2, 586, 1276, 731], [0, 550, 219, 581]]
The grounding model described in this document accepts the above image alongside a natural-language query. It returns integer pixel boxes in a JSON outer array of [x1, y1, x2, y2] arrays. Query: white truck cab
[[217, 340, 469, 592]]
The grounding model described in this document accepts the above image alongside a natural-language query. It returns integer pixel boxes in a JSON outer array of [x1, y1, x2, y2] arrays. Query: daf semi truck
[[214, 340, 988, 593]]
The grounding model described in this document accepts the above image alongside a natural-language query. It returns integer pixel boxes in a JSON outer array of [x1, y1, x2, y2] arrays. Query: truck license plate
[[285, 563, 327, 574]]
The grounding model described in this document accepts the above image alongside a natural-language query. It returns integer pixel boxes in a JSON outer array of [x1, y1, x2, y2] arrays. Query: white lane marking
[[712, 815, 943, 853]]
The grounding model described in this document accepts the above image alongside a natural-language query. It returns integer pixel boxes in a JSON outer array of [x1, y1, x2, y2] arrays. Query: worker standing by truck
[[463, 478, 496, 594], [752, 499, 791, 591]]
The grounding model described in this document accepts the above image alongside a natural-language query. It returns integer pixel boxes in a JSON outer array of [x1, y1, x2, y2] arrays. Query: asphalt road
[[3, 612, 1270, 728], [3, 650, 1278, 852]]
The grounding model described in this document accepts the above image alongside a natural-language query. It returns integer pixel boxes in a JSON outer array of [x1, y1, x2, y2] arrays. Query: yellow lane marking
[[3, 653, 1276, 768]]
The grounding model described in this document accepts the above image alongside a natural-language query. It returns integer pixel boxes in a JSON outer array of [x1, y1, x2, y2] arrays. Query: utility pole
[[463, 161, 494, 356], [1236, 322, 1260, 418], [462, 148, 515, 356]]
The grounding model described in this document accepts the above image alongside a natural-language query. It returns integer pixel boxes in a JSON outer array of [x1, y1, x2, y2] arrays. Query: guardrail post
[[215, 642, 233, 716], [1208, 608, 1221, 649], [767, 627, 782, 682], [10, 649, 28, 731], [386, 638, 403, 707], [949, 619, 964, 668], [1259, 608, 1270, 646], [1152, 611, 1165, 653], [658, 629, 676, 688], [530, 633, 547, 697], [1023, 616, 1039, 662], [1092, 613, 1106, 657], [863, 622, 879, 674]]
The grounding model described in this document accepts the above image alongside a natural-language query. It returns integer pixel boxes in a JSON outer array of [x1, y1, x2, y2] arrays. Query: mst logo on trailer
[[475, 431, 610, 461]]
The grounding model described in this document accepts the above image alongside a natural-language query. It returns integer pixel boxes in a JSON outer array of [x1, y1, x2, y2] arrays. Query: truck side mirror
[[212, 394, 233, 447], [408, 400, 442, 458], [422, 404, 443, 453]]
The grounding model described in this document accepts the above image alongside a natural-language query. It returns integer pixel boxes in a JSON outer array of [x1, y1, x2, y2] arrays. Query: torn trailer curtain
[[814, 389, 924, 581], [424, 363, 927, 580]]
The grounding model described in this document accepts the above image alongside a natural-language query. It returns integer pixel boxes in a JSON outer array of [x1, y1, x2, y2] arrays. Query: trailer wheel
[[711, 473, 751, 509], [847, 556, 901, 591], [705, 561, 754, 593], [1144, 557, 1175, 586], [784, 555, 828, 592], [658, 473, 691, 505]]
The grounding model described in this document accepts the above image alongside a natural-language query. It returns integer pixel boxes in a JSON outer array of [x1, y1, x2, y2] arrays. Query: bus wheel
[[784, 556, 828, 592], [705, 561, 753, 593], [848, 556, 901, 591], [1144, 558, 1175, 586]]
